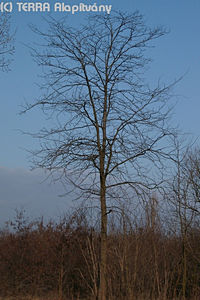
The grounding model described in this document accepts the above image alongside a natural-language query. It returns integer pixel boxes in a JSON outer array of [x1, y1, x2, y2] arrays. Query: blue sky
[[0, 0, 200, 225]]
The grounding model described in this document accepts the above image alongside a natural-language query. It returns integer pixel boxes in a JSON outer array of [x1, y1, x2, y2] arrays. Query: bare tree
[[182, 148, 200, 214], [0, 13, 14, 71], [23, 12, 178, 299], [166, 141, 200, 299], [169, 144, 200, 216]]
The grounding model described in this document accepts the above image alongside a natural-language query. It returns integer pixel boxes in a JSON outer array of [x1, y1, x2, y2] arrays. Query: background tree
[[23, 12, 178, 300], [0, 13, 14, 72], [165, 141, 200, 299], [181, 148, 200, 214]]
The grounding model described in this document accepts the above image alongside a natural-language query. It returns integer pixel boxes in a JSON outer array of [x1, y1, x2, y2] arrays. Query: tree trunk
[[182, 235, 187, 300], [98, 177, 107, 300]]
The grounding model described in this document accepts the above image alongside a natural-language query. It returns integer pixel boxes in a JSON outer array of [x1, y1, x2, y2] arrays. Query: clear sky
[[0, 0, 200, 225]]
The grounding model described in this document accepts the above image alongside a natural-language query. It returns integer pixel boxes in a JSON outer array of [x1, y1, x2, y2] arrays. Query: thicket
[[1, 205, 200, 300]]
